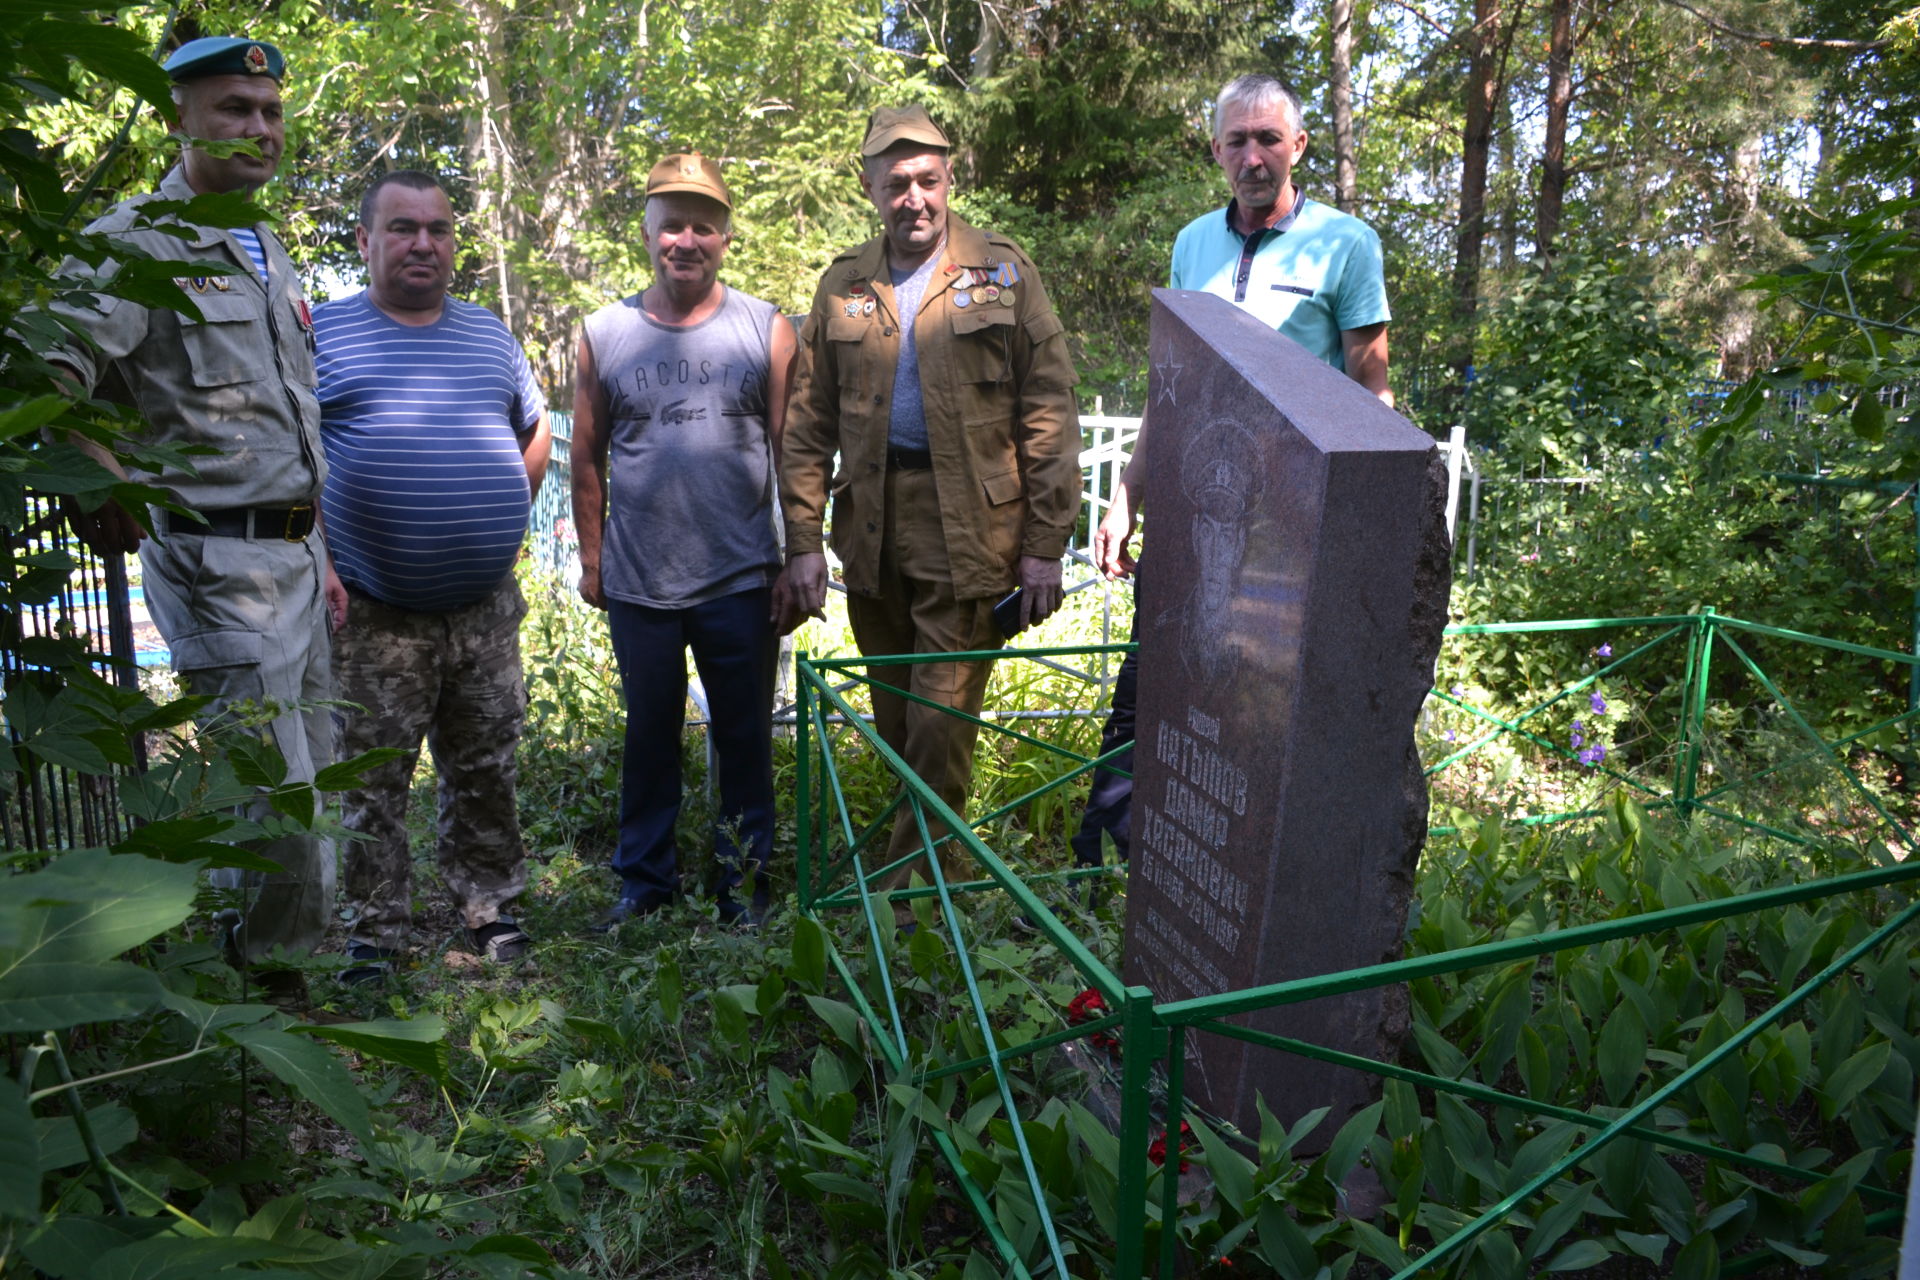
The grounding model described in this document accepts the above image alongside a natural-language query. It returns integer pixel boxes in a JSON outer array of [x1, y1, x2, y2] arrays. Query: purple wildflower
[[1579, 744, 1607, 766], [1450, 684, 1465, 698], [1572, 719, 1584, 733], [1570, 730, 1584, 749], [1595, 643, 1613, 658], [1590, 692, 1607, 714], [1443, 729, 1456, 742]]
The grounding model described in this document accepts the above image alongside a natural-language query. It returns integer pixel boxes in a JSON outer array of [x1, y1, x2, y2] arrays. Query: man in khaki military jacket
[[782, 105, 1080, 922], [49, 37, 338, 997]]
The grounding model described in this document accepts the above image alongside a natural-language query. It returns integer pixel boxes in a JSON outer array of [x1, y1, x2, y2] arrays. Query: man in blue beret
[[49, 36, 341, 1005]]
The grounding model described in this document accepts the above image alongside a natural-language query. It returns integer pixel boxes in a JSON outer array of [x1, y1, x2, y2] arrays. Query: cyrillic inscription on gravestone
[[1122, 288, 1451, 1141]]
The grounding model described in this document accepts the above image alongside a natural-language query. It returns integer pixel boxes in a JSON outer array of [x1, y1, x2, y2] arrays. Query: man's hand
[[64, 496, 144, 557], [578, 558, 606, 610], [786, 552, 829, 623], [1017, 555, 1064, 629], [1092, 493, 1137, 580], [769, 569, 806, 637], [323, 562, 349, 633]]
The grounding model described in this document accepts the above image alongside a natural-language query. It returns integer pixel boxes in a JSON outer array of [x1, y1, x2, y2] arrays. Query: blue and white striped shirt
[[231, 227, 270, 283], [315, 292, 546, 611]]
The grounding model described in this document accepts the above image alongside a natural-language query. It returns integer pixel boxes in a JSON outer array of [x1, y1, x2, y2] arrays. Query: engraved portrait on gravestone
[[1162, 417, 1265, 685]]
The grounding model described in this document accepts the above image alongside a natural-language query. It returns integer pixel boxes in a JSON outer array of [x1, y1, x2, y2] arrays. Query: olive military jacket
[[781, 214, 1080, 601], [51, 164, 325, 511]]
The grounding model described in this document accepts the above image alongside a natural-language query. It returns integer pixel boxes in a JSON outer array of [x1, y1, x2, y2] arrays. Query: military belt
[[162, 504, 316, 542]]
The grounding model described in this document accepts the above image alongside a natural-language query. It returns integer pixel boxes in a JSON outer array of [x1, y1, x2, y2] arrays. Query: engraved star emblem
[[1154, 359, 1183, 406]]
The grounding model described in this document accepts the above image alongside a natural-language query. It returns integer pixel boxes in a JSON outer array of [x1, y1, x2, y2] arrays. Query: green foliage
[[1452, 414, 1914, 747], [1467, 252, 1701, 465], [1706, 193, 1920, 481]]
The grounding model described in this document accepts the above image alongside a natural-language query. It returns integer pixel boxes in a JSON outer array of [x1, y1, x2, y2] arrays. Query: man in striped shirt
[[315, 170, 551, 984]]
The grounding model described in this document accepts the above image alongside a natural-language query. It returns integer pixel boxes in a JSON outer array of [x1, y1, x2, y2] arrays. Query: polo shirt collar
[[1223, 187, 1308, 241]]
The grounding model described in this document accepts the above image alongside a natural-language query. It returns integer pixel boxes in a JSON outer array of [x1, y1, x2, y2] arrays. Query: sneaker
[[339, 941, 402, 987], [468, 918, 531, 963]]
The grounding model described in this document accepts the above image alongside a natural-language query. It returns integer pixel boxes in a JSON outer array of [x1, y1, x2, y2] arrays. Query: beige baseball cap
[[645, 152, 731, 209], [860, 104, 950, 157]]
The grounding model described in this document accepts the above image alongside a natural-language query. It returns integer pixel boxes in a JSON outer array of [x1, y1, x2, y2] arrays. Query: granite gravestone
[[1121, 288, 1450, 1141]]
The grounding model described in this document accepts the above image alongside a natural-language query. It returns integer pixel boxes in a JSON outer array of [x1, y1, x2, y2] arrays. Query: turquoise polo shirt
[[1169, 194, 1390, 372]]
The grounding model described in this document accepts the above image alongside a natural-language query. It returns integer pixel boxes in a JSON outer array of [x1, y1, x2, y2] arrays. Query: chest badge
[[953, 290, 971, 308]]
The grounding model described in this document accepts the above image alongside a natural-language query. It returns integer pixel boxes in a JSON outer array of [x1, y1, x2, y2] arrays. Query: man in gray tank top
[[571, 153, 798, 930]]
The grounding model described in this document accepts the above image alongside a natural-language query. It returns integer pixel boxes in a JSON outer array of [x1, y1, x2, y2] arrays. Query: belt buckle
[[282, 503, 315, 542]]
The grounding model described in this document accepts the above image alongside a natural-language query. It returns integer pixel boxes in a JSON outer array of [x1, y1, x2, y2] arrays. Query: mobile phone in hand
[[993, 587, 1027, 639]]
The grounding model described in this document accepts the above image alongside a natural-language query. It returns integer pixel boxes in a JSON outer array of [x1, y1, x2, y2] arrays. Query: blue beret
[[163, 37, 285, 83]]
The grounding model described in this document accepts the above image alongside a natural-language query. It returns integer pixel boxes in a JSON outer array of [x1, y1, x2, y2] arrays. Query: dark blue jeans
[[607, 587, 775, 910], [1070, 599, 1138, 867]]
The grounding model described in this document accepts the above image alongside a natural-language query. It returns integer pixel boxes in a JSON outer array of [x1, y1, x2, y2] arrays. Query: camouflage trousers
[[334, 575, 529, 951]]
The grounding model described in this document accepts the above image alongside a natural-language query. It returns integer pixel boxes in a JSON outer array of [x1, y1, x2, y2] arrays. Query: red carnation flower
[[1066, 988, 1121, 1054], [1147, 1121, 1194, 1173], [1065, 988, 1106, 1023]]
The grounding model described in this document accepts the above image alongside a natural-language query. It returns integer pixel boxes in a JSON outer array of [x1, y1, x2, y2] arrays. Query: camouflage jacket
[[52, 163, 324, 510]]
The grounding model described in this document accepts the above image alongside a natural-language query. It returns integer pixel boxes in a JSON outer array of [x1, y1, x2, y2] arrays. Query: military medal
[[953, 290, 970, 308], [850, 282, 866, 296], [983, 285, 1000, 302], [844, 301, 859, 317], [188, 277, 208, 293], [1000, 291, 1015, 307], [210, 275, 231, 291], [862, 298, 875, 316]]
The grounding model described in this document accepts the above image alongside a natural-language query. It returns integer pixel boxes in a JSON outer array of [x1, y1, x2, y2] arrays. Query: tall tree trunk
[[1536, 0, 1575, 258], [1452, 0, 1521, 366], [1329, 0, 1358, 213], [463, 0, 517, 336]]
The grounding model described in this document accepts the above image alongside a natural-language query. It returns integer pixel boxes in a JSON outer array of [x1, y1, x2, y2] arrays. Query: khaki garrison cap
[[645, 152, 731, 209], [860, 104, 950, 157]]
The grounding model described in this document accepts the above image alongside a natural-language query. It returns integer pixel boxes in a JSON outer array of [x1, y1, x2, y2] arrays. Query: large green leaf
[[0, 959, 164, 1033], [1323, 1100, 1386, 1186], [298, 1016, 450, 1082], [1253, 1197, 1319, 1279], [1544, 1239, 1613, 1271], [88, 1234, 287, 1280], [1186, 1113, 1253, 1209], [36, 1100, 135, 1170], [1595, 997, 1647, 1106], [0, 848, 199, 964], [1817, 1040, 1891, 1121], [226, 1026, 373, 1147], [0, 1078, 40, 1222], [311, 748, 411, 792], [22, 19, 174, 118], [21, 1217, 170, 1279], [805, 994, 863, 1049]]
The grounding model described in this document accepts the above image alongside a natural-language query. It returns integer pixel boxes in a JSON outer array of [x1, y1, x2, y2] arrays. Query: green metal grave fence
[[792, 610, 1920, 1277]]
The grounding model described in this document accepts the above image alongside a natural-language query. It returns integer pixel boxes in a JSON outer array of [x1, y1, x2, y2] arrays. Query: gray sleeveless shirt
[[584, 286, 781, 608]]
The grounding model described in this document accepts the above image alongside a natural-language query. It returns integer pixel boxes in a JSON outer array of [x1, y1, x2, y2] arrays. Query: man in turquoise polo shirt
[[1074, 72, 1394, 873]]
